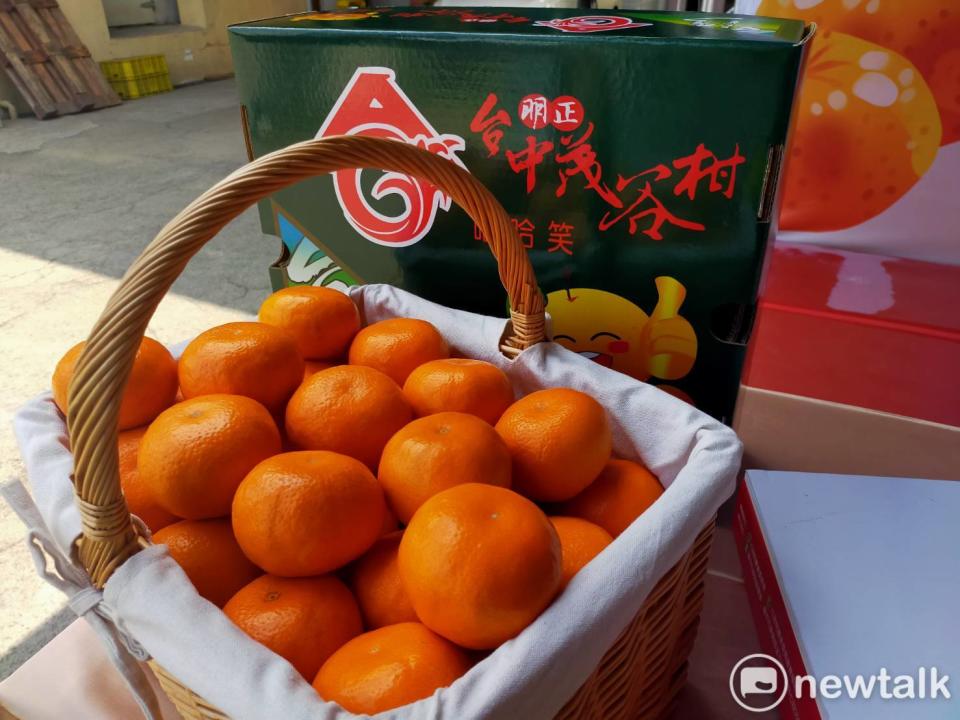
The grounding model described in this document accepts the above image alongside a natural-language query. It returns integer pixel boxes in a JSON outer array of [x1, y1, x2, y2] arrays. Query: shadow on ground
[[0, 79, 282, 681], [0, 79, 278, 316]]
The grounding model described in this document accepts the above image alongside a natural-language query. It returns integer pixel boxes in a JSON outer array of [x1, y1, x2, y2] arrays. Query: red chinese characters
[[672, 142, 745, 200], [547, 221, 574, 255], [507, 136, 554, 193], [470, 93, 512, 158], [468, 92, 745, 242], [519, 94, 551, 130], [599, 175, 705, 241], [551, 96, 584, 132], [474, 218, 576, 255], [554, 123, 620, 207], [513, 218, 536, 249]]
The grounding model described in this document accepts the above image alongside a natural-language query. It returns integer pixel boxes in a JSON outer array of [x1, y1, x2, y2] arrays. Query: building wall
[[1, 0, 304, 115]]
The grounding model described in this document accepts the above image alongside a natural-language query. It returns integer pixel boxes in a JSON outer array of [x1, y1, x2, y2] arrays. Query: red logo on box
[[317, 67, 467, 247], [534, 16, 651, 34]]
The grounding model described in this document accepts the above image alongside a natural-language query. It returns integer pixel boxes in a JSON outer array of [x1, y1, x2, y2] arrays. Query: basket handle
[[67, 135, 546, 587]]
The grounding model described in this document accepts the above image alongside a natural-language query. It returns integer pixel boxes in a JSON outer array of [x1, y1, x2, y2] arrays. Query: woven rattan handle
[[67, 135, 546, 587]]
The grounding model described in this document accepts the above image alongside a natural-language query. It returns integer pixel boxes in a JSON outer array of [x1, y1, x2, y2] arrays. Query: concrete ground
[[0, 79, 274, 679], [0, 79, 764, 718]]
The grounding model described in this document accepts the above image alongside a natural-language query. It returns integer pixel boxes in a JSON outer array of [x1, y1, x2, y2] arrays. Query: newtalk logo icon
[[730, 654, 952, 713]]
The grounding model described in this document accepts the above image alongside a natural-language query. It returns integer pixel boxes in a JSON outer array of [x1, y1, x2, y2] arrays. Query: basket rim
[[14, 282, 741, 720], [64, 135, 546, 592]]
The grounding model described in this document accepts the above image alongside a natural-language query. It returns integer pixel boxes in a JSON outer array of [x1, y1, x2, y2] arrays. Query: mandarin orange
[[284, 365, 412, 470], [139, 394, 280, 520], [403, 358, 514, 425], [178, 322, 304, 413], [378, 411, 511, 524], [224, 574, 362, 681], [549, 517, 613, 589], [495, 388, 611, 502], [379, 505, 399, 536], [348, 532, 417, 629], [118, 426, 177, 533], [558, 458, 663, 537], [398, 483, 561, 649], [258, 286, 360, 361], [232, 451, 386, 577], [153, 519, 261, 607], [302, 359, 336, 380], [313, 623, 471, 714], [52, 337, 178, 431], [348, 318, 449, 386]]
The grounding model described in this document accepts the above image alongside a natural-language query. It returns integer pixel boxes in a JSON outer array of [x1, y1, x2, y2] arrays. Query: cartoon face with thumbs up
[[545, 277, 697, 383]]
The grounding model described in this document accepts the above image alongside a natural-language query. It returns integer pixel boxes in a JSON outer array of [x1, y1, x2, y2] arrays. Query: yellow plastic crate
[[100, 54, 169, 81], [100, 55, 172, 100]]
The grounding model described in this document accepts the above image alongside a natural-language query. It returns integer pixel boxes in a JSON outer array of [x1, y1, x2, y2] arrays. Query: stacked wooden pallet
[[0, 0, 120, 119]]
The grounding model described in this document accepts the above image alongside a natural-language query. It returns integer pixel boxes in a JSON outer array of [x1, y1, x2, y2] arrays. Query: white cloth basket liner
[[12, 283, 742, 720]]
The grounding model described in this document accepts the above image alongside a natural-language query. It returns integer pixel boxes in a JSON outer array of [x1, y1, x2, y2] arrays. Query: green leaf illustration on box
[[274, 205, 357, 290]]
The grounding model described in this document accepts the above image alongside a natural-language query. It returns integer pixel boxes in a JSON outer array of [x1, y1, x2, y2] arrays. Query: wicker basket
[[65, 135, 715, 720]]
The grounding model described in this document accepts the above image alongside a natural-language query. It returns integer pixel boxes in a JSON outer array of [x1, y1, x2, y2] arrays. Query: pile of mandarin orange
[[53, 286, 664, 714]]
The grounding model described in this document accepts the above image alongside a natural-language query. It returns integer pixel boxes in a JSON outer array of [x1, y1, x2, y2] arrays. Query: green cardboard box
[[229, 8, 811, 423]]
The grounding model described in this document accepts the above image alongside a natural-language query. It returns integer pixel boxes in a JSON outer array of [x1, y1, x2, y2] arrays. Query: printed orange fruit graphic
[[402, 358, 514, 424], [760, 0, 960, 144], [559, 458, 663, 537], [117, 426, 177, 533], [778, 30, 940, 231], [139, 394, 280, 520], [223, 574, 363, 681], [549, 517, 613, 589], [399, 483, 562, 649], [232, 451, 386, 577], [348, 532, 418, 630], [752, 2, 946, 233], [348, 317, 449, 386], [52, 337, 178, 431], [495, 388, 612, 502], [285, 365, 412, 469], [153, 519, 261, 607], [378, 411, 512, 524], [313, 622, 472, 714], [258, 286, 360, 361], [178, 322, 304, 413]]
